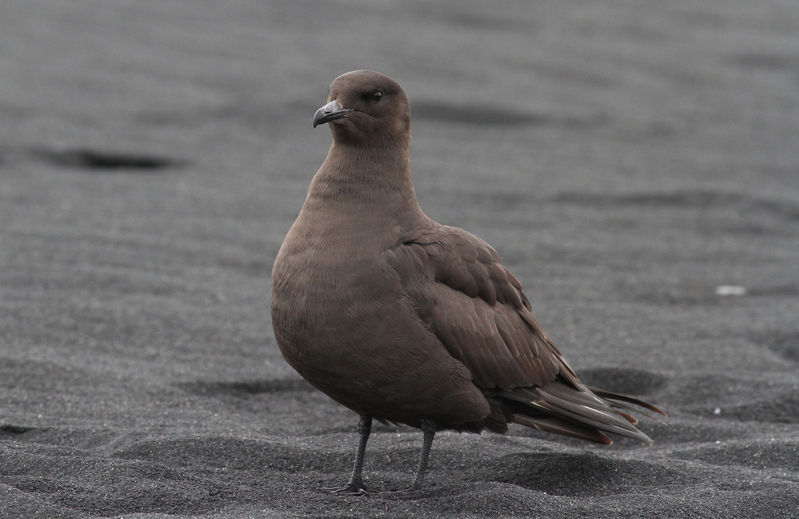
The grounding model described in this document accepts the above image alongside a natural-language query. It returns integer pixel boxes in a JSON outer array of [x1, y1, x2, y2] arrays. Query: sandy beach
[[1, 0, 798, 517]]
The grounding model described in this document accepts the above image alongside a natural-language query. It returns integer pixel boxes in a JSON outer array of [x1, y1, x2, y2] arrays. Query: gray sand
[[1, 0, 798, 517]]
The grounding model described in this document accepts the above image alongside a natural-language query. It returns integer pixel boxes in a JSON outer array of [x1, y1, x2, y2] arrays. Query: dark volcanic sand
[[1, 0, 798, 517]]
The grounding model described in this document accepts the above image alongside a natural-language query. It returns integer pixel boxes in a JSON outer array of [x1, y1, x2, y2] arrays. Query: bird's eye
[[372, 89, 383, 101]]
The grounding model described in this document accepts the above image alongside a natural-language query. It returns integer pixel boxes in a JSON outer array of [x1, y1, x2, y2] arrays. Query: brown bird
[[271, 70, 664, 494]]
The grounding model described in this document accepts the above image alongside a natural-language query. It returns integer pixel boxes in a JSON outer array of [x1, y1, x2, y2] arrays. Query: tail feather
[[587, 386, 667, 416], [539, 388, 653, 444], [491, 380, 664, 445], [512, 414, 612, 445], [614, 410, 638, 425], [602, 398, 669, 425]]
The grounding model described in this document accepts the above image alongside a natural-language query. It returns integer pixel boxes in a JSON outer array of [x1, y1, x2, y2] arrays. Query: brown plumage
[[271, 70, 664, 493]]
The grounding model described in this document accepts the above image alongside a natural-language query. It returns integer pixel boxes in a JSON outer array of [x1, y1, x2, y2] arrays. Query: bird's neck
[[306, 141, 422, 221]]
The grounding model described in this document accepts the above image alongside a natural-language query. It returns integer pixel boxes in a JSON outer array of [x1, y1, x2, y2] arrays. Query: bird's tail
[[489, 380, 666, 445]]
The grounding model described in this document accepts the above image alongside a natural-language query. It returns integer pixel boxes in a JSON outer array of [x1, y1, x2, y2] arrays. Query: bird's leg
[[328, 415, 372, 495], [408, 420, 436, 491]]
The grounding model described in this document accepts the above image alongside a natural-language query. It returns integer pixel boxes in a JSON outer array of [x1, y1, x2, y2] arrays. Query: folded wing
[[386, 223, 664, 442]]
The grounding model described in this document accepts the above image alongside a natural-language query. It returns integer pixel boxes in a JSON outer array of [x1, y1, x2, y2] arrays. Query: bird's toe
[[324, 482, 372, 496]]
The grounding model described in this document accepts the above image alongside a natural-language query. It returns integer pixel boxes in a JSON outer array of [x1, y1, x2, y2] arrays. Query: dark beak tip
[[312, 107, 326, 128], [312, 100, 354, 128]]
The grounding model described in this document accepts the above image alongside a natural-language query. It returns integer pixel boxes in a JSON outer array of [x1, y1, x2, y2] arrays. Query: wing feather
[[387, 222, 661, 441], [391, 224, 567, 389]]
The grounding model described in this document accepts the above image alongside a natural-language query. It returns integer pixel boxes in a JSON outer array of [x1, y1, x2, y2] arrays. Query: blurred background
[[2, 0, 797, 377]]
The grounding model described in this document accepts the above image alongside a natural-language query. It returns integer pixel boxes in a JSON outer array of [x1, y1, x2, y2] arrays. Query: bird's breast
[[271, 217, 399, 362], [269, 206, 489, 427]]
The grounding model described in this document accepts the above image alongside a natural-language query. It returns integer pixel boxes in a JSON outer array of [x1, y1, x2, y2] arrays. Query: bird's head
[[313, 70, 410, 147]]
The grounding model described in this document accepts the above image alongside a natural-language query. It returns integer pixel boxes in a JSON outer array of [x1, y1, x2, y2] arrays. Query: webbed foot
[[324, 482, 372, 495]]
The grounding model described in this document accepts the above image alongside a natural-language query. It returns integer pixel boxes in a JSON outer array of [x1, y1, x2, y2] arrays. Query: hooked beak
[[313, 99, 354, 127]]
